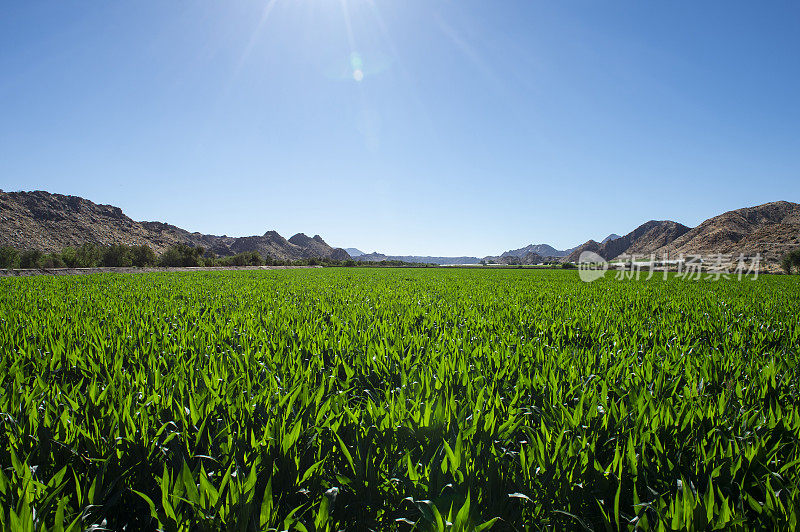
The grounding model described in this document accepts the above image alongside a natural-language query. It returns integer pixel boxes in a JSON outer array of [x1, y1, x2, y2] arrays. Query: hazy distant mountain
[[353, 252, 388, 262], [353, 253, 481, 265], [484, 251, 545, 265], [345, 248, 365, 257], [0, 190, 351, 261], [501, 243, 577, 258], [501, 236, 620, 260]]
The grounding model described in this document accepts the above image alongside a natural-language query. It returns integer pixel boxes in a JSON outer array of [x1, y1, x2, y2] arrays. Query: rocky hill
[[653, 201, 800, 261], [0, 190, 350, 261], [6, 192, 796, 266], [484, 251, 545, 265], [561, 202, 799, 263], [601, 234, 622, 244], [500, 243, 576, 259], [287, 233, 350, 261], [494, 235, 621, 264], [564, 220, 691, 262], [562, 240, 602, 262]]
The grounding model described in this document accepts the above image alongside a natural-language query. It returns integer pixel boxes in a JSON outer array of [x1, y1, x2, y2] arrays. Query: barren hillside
[[653, 201, 800, 260], [0, 190, 350, 261]]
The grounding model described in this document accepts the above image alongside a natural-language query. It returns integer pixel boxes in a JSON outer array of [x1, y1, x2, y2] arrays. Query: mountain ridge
[[653, 201, 800, 259], [2, 191, 797, 265], [353, 253, 481, 265], [602, 234, 622, 244], [498, 234, 621, 261], [562, 202, 799, 263], [501, 243, 575, 259], [564, 220, 691, 262], [0, 190, 350, 261]]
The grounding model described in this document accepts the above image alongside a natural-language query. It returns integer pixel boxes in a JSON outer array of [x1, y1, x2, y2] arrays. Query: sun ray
[[364, 0, 437, 138], [209, 0, 280, 152], [434, 13, 508, 97], [339, 0, 364, 83], [339, 0, 358, 56], [234, 0, 279, 77]]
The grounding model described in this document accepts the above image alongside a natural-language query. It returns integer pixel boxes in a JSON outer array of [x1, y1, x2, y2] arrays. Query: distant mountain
[[562, 240, 602, 262], [564, 220, 690, 263], [501, 243, 574, 259], [562, 201, 800, 263], [500, 236, 619, 260], [345, 248, 365, 257], [353, 252, 387, 262], [4, 192, 796, 267], [353, 253, 481, 265], [484, 251, 545, 265], [287, 233, 350, 260], [653, 201, 800, 261], [0, 190, 351, 261]]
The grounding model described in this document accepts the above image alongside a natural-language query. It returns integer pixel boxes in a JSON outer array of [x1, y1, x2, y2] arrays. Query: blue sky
[[1, 1, 798, 256]]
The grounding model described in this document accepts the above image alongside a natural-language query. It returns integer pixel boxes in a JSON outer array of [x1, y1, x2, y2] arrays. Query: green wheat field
[[1, 268, 799, 531]]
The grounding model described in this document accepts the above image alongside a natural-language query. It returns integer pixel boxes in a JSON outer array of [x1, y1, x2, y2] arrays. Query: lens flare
[[350, 52, 363, 70], [350, 53, 364, 81]]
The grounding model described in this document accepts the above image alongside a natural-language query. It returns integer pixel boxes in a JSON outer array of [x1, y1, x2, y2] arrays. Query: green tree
[[75, 243, 103, 267], [0, 246, 18, 269], [130, 245, 157, 267], [18, 249, 43, 269], [782, 254, 793, 274], [158, 244, 205, 267], [60, 246, 78, 267], [224, 251, 264, 266], [791, 249, 800, 273], [781, 248, 800, 274], [202, 254, 219, 267], [101, 244, 134, 267], [40, 253, 66, 268]]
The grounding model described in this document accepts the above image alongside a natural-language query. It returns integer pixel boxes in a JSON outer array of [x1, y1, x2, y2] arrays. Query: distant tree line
[[781, 248, 800, 274], [0, 243, 441, 270], [0, 243, 159, 269], [353, 259, 438, 268]]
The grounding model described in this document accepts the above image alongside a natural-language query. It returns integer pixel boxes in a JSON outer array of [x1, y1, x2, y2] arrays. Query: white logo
[[578, 251, 608, 282]]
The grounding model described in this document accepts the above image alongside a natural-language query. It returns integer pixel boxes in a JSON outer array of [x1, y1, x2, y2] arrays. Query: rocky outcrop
[[484, 251, 545, 265], [0, 190, 351, 261], [561, 202, 800, 263], [561, 240, 598, 263], [500, 243, 575, 259], [653, 201, 800, 261], [563, 221, 690, 262]]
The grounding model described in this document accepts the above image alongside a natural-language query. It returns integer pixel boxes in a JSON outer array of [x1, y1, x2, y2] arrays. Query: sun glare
[[350, 52, 364, 81]]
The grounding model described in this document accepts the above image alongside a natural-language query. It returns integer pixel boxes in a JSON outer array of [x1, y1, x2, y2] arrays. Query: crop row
[[0, 269, 798, 530]]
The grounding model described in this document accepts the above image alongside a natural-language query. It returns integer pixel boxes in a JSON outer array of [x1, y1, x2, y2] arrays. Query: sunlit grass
[[1, 268, 798, 530]]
